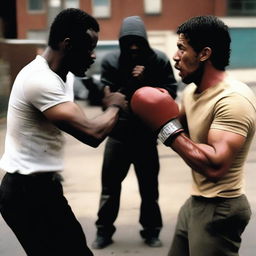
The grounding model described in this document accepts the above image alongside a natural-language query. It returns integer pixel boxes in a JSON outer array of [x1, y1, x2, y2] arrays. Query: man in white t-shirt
[[0, 8, 126, 256]]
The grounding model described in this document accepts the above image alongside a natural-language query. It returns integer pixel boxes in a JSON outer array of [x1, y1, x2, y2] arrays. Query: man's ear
[[61, 38, 72, 52], [199, 47, 212, 62]]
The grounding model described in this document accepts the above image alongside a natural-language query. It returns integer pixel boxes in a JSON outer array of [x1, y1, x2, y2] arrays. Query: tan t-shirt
[[181, 76, 256, 198]]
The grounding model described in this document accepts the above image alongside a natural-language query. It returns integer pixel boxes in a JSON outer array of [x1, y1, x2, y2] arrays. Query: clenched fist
[[132, 65, 145, 80], [102, 86, 128, 111]]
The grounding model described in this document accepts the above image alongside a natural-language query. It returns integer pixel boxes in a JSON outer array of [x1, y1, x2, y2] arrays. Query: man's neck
[[196, 62, 226, 93], [42, 47, 68, 81]]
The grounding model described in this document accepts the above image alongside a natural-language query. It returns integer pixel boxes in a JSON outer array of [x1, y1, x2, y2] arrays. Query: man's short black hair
[[48, 8, 100, 50], [177, 15, 231, 70]]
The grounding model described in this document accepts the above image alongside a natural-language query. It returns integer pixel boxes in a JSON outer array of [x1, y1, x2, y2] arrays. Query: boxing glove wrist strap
[[158, 119, 184, 145]]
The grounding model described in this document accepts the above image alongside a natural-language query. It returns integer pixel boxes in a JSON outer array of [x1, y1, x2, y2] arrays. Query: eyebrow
[[177, 42, 185, 49]]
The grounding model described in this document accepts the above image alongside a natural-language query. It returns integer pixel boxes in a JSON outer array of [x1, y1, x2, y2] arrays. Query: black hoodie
[[101, 16, 177, 98], [101, 16, 177, 140]]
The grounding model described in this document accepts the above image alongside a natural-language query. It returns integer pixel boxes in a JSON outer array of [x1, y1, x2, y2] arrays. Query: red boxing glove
[[131, 86, 184, 145]]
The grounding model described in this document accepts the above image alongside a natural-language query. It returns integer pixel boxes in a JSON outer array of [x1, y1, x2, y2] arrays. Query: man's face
[[68, 29, 98, 77], [122, 36, 145, 63], [128, 42, 141, 61], [173, 33, 203, 84]]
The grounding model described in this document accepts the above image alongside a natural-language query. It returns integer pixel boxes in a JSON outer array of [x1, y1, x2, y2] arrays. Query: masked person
[[0, 8, 127, 256], [92, 16, 177, 249]]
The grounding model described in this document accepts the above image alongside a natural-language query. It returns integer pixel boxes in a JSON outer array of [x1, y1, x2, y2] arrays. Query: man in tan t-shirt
[[131, 15, 256, 256]]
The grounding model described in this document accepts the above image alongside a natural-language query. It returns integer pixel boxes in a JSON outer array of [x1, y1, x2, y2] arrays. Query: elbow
[[67, 129, 106, 147], [83, 134, 105, 148], [89, 136, 105, 148], [89, 142, 101, 148], [75, 124, 108, 147], [86, 139, 101, 148], [204, 167, 227, 183], [207, 174, 221, 183]]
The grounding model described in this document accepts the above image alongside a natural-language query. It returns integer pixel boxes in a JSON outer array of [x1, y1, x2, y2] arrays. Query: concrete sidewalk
[[1, 103, 256, 256], [0, 105, 191, 256], [0, 69, 256, 255]]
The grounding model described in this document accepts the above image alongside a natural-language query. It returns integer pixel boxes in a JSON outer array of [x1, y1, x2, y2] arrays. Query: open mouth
[[174, 64, 180, 71]]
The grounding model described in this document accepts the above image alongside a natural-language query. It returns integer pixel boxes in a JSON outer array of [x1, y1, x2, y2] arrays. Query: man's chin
[[72, 69, 87, 77], [182, 77, 193, 84], [182, 66, 204, 85], [71, 62, 93, 77]]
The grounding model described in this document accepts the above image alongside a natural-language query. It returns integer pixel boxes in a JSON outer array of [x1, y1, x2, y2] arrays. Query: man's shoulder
[[223, 77, 256, 110], [20, 55, 55, 80], [20, 61, 63, 97]]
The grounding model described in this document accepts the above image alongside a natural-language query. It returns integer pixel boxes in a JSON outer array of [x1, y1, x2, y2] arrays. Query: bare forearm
[[130, 87, 242, 182], [89, 106, 119, 140], [46, 103, 120, 147], [66, 107, 119, 147], [170, 133, 227, 181]]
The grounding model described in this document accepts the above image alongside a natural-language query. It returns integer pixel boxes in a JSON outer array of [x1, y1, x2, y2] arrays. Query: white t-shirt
[[0, 55, 74, 175]]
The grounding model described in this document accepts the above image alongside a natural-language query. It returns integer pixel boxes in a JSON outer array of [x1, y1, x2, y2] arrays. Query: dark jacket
[[101, 16, 178, 141]]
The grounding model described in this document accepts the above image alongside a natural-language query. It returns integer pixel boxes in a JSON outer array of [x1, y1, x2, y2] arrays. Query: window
[[27, 30, 48, 40], [47, 0, 62, 26], [28, 0, 44, 11], [228, 0, 256, 16], [92, 0, 111, 18], [49, 0, 62, 8], [65, 0, 79, 8], [144, 0, 162, 15]]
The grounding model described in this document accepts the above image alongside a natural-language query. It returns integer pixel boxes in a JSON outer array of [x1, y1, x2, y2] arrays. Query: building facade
[[0, 0, 255, 117], [11, 0, 256, 69]]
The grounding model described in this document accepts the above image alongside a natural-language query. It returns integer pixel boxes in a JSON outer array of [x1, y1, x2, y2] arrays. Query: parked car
[[73, 40, 119, 105]]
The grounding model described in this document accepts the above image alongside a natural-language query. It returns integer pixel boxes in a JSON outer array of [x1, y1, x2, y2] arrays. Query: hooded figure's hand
[[132, 65, 145, 81]]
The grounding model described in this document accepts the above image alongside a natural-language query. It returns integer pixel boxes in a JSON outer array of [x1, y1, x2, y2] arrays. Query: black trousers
[[0, 172, 93, 256], [95, 137, 163, 238]]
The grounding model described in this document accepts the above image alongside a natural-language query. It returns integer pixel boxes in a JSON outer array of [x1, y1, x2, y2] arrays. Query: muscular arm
[[44, 101, 120, 148], [170, 129, 245, 182], [131, 86, 250, 182]]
